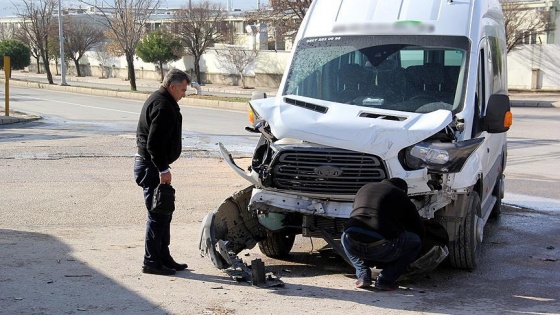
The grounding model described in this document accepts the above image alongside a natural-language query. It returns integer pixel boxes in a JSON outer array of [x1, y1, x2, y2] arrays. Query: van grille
[[271, 148, 387, 194]]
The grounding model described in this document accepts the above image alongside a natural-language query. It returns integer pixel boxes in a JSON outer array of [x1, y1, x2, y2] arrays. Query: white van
[[200, 0, 513, 273]]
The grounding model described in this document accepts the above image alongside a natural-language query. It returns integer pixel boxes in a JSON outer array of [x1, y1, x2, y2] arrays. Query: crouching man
[[341, 178, 425, 291]]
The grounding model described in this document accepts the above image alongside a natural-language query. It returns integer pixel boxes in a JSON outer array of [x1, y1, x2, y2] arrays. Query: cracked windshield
[[283, 35, 470, 114]]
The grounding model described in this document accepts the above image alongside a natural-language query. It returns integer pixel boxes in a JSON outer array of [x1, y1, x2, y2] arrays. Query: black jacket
[[346, 181, 425, 240], [136, 87, 183, 172]]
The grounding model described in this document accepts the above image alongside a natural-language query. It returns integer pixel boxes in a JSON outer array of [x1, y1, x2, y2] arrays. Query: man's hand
[[160, 171, 172, 185]]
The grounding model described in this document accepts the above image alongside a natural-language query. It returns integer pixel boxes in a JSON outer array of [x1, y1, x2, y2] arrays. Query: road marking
[[13, 94, 139, 115]]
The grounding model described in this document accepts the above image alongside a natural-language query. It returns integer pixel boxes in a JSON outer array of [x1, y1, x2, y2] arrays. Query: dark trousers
[[342, 230, 421, 283], [134, 156, 173, 267]]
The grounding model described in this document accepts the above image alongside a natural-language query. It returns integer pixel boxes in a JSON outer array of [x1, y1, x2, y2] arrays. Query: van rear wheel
[[258, 232, 296, 258], [490, 174, 504, 219], [448, 191, 481, 270]]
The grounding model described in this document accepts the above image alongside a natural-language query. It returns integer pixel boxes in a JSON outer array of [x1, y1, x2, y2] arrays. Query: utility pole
[[58, 0, 68, 86]]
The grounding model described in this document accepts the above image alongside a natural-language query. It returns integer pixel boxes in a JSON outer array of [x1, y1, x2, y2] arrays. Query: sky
[[0, 0, 268, 17]]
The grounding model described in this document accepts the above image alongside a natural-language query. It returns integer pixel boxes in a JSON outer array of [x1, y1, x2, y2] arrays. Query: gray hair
[[162, 69, 191, 88]]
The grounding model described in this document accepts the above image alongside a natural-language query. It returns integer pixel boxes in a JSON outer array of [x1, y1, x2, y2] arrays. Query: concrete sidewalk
[[2, 70, 558, 125]]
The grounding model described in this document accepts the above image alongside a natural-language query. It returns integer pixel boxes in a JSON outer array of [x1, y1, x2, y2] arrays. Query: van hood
[[251, 95, 453, 160]]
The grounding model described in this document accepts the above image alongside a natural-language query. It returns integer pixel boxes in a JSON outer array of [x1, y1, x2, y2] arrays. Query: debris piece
[[251, 259, 265, 286], [210, 286, 224, 289], [547, 246, 555, 250], [64, 275, 93, 277], [215, 241, 284, 287]]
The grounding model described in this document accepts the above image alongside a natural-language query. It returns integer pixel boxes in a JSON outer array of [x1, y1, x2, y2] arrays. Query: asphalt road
[[3, 84, 260, 156]]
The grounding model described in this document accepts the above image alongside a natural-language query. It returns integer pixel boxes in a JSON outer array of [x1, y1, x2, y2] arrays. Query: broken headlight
[[246, 105, 276, 141], [403, 137, 484, 173]]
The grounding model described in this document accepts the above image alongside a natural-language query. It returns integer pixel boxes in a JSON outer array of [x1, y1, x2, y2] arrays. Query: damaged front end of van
[[199, 93, 499, 276]]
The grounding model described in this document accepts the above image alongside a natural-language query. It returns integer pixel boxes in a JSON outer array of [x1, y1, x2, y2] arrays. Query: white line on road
[[16, 95, 140, 115]]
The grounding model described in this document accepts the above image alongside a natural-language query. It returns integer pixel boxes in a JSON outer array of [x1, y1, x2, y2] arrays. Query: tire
[[448, 191, 481, 270], [258, 232, 296, 258], [490, 175, 503, 219]]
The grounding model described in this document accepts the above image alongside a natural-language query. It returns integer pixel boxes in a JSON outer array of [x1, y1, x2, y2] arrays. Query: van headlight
[[403, 138, 484, 173]]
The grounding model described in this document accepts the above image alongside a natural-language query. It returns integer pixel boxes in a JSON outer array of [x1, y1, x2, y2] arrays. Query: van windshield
[[282, 35, 470, 114]]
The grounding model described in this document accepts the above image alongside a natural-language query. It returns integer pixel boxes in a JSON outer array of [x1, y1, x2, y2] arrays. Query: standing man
[[134, 69, 191, 276], [341, 178, 425, 290]]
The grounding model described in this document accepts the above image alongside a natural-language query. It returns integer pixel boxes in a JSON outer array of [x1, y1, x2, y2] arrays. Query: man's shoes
[[355, 277, 373, 289], [374, 276, 399, 291], [163, 260, 188, 271], [142, 265, 176, 276]]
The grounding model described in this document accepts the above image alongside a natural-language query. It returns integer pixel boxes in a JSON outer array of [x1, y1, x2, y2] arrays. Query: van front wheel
[[258, 232, 296, 258], [448, 191, 482, 270]]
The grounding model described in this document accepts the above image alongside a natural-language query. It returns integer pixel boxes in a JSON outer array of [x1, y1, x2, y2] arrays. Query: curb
[[0, 110, 41, 125], [510, 100, 557, 108]]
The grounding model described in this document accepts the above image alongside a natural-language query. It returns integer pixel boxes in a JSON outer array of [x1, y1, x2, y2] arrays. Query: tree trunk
[[194, 55, 202, 84], [240, 73, 246, 88], [42, 50, 54, 84], [35, 57, 41, 74], [159, 61, 164, 82], [125, 53, 137, 91], [74, 59, 82, 77]]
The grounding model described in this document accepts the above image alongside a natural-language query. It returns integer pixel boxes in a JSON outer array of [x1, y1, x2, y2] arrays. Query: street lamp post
[[58, 0, 68, 86]]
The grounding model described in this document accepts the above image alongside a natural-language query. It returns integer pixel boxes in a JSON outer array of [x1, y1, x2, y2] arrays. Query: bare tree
[[173, 0, 226, 84], [80, 0, 161, 91], [94, 42, 115, 78], [16, 0, 58, 84], [12, 28, 41, 73], [501, 0, 554, 53], [244, 0, 311, 50], [271, 0, 311, 22], [0, 23, 15, 41], [63, 16, 106, 77], [47, 31, 61, 75], [215, 46, 259, 88]]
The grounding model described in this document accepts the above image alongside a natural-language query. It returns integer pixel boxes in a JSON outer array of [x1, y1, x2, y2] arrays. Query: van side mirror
[[483, 94, 512, 133]]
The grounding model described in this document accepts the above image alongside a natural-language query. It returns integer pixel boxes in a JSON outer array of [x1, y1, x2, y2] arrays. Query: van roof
[[300, 0, 501, 38]]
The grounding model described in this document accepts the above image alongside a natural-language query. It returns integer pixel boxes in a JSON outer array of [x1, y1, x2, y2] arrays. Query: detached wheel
[[258, 232, 296, 258], [448, 192, 482, 270]]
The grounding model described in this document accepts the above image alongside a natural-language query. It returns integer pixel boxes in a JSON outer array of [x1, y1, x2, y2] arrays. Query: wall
[[507, 44, 560, 90], [63, 49, 293, 88]]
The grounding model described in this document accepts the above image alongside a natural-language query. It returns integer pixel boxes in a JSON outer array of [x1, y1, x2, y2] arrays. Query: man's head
[[162, 69, 192, 102], [382, 177, 408, 194]]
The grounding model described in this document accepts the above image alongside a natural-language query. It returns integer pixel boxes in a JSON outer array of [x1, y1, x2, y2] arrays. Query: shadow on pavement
[[0, 229, 165, 314]]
